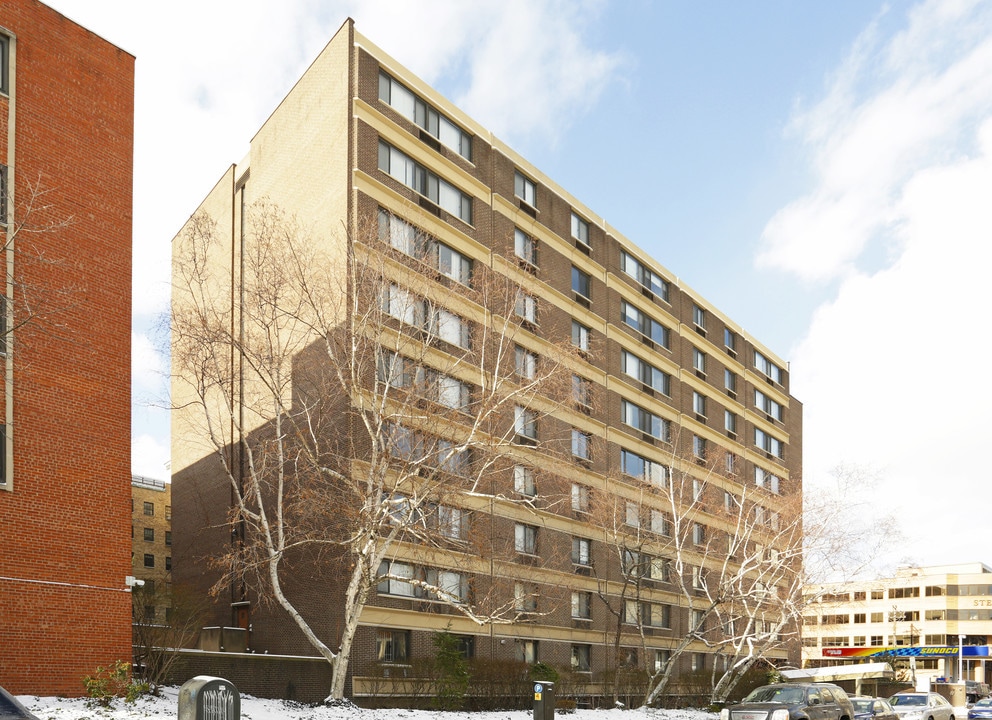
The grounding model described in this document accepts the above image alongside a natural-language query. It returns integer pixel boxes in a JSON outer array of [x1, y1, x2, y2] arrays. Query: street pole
[[959, 634, 965, 682]]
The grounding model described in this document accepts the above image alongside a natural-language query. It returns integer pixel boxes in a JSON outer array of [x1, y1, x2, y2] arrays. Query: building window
[[571, 320, 590, 352], [690, 609, 705, 632], [377, 209, 472, 285], [515, 345, 537, 380], [515, 523, 537, 554], [571, 428, 590, 460], [725, 411, 737, 434], [650, 509, 669, 536], [621, 350, 670, 394], [755, 389, 784, 421], [693, 304, 705, 329], [571, 483, 589, 513], [377, 139, 473, 223], [625, 502, 640, 529], [571, 213, 589, 247], [514, 228, 537, 267], [693, 523, 705, 545], [754, 350, 783, 384], [571, 644, 591, 672], [143, 554, 155, 568], [693, 348, 706, 374], [0, 35, 8, 96], [382, 284, 471, 348], [378, 71, 472, 160], [654, 650, 671, 673], [621, 301, 670, 348], [514, 465, 536, 496], [514, 171, 536, 207], [725, 452, 736, 474], [143, 528, 154, 542], [514, 582, 538, 612], [376, 629, 411, 663], [513, 405, 537, 440], [438, 505, 465, 540], [165, 531, 172, 546], [620, 250, 669, 301], [143, 502, 154, 516], [755, 467, 780, 493], [165, 557, 172, 571], [691, 652, 705, 671], [724, 491, 737, 512], [571, 375, 592, 409], [377, 560, 415, 597], [724, 369, 736, 394], [426, 568, 468, 603], [620, 448, 669, 487], [517, 640, 538, 664], [645, 602, 670, 628], [755, 428, 784, 458], [514, 406, 537, 440], [724, 328, 736, 352], [693, 434, 706, 459], [571, 591, 592, 619], [693, 391, 706, 417], [514, 291, 538, 324], [0, 165, 7, 228], [621, 399, 670, 441], [571, 266, 591, 299], [571, 537, 592, 566]]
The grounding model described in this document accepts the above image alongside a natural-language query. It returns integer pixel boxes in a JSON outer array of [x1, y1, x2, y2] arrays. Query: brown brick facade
[[0, 0, 133, 696]]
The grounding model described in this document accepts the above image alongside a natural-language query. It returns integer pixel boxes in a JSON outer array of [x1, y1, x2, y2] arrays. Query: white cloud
[[132, 432, 170, 482], [758, 0, 992, 283]]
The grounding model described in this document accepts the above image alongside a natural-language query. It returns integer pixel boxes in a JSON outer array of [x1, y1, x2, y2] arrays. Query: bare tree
[[131, 582, 208, 694], [171, 200, 579, 699]]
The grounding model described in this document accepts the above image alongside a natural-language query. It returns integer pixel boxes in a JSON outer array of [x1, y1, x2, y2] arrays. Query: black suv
[[721, 683, 856, 720]]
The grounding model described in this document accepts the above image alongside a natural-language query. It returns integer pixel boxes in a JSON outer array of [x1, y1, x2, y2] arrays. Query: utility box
[[533, 680, 555, 720], [178, 676, 240, 720], [932, 682, 967, 708]]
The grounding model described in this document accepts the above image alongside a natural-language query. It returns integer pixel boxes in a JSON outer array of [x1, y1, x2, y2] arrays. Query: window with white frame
[[620, 249, 669, 301], [693, 523, 705, 545], [693, 434, 706, 459], [381, 284, 470, 348], [514, 291, 537, 324], [514, 406, 537, 440], [755, 466, 780, 493], [645, 602, 670, 628], [571, 537, 592, 566], [691, 652, 705, 671], [376, 629, 410, 663], [571, 320, 590, 351], [693, 348, 706, 374], [754, 350, 783, 384], [426, 568, 468, 602], [571, 483, 590, 513], [755, 389, 784, 421], [514, 523, 537, 554], [571, 644, 591, 672], [517, 640, 538, 663], [572, 375, 592, 408], [693, 391, 706, 417], [435, 373, 470, 410], [514, 228, 537, 266], [514, 171, 536, 206], [725, 410, 737, 434], [724, 328, 736, 352], [432, 306, 470, 348], [515, 345, 537, 380], [621, 399, 670, 441], [571, 266, 591, 299], [377, 209, 472, 284], [377, 560, 415, 597], [514, 465, 536, 496], [726, 452, 736, 474], [693, 304, 705, 329], [514, 582, 538, 612], [620, 448, 669, 487], [571, 428, 591, 460], [378, 72, 472, 160], [654, 649, 671, 672], [571, 591, 592, 619], [621, 301, 670, 347], [625, 502, 640, 528], [571, 212, 589, 246], [438, 505, 465, 540], [693, 478, 703, 501], [621, 350, 670, 394], [690, 609, 705, 632], [377, 140, 472, 223], [436, 439, 469, 475], [725, 368, 737, 393], [650, 509, 669, 536], [754, 428, 784, 458], [724, 491, 737, 512]]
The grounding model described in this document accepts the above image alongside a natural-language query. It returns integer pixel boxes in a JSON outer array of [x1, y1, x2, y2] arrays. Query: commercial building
[[0, 0, 134, 696], [803, 563, 992, 685], [171, 19, 801, 701]]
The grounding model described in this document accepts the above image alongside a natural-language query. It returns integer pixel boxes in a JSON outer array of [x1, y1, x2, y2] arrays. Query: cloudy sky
[[46, 0, 992, 573]]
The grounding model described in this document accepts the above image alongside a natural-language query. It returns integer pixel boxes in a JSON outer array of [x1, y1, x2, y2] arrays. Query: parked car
[[721, 683, 856, 720], [968, 699, 992, 720], [851, 696, 898, 720], [887, 692, 955, 720]]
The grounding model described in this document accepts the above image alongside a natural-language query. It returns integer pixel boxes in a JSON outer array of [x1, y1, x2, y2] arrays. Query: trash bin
[[533, 680, 555, 720]]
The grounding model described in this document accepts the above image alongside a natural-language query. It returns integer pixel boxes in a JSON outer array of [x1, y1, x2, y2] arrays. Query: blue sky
[[47, 0, 992, 572]]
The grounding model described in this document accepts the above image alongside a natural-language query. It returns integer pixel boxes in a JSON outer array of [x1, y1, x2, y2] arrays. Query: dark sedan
[[852, 697, 898, 720]]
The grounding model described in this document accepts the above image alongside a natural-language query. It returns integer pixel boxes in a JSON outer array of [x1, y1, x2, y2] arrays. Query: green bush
[[82, 659, 149, 706]]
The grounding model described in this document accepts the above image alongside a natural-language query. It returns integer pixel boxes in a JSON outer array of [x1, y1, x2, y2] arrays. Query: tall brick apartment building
[[0, 1, 133, 696], [172, 19, 801, 701]]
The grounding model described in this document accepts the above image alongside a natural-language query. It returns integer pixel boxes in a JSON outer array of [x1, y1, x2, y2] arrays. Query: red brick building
[[0, 0, 134, 696]]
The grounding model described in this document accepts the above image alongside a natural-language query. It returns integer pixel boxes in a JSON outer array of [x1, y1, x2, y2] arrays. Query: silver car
[[887, 693, 955, 720]]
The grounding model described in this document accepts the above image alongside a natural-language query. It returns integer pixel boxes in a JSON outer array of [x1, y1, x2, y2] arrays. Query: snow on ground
[[17, 687, 720, 720]]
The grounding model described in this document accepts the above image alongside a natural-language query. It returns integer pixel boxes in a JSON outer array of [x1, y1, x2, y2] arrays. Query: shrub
[[82, 659, 149, 706]]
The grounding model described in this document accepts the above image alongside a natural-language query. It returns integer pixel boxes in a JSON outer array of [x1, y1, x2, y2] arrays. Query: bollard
[[178, 676, 240, 720], [533, 680, 555, 720]]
